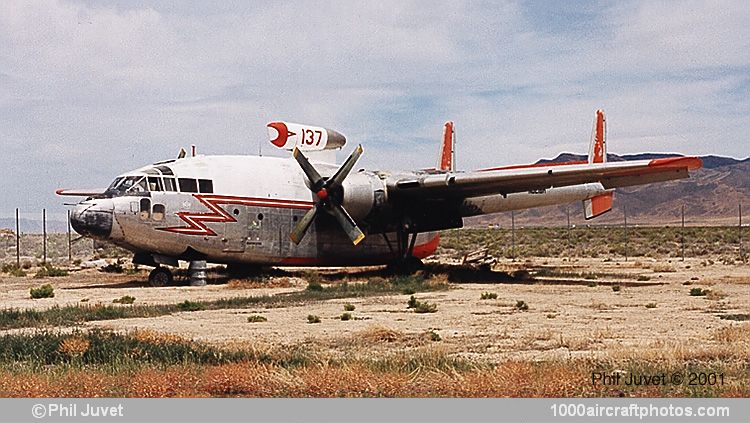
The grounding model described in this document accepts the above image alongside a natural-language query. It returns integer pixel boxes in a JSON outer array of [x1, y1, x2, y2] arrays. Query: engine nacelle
[[266, 121, 346, 151], [341, 172, 387, 221]]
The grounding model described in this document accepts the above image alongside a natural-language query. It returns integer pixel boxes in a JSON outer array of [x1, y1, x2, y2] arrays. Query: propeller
[[290, 145, 365, 245]]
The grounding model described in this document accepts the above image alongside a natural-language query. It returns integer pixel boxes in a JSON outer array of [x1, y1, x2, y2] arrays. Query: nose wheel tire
[[148, 267, 173, 287]]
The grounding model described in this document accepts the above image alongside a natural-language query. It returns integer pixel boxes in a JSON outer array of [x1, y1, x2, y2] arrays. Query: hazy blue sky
[[1, 1, 748, 220]]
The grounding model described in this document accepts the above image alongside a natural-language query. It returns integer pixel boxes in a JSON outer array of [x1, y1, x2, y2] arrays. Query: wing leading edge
[[389, 156, 702, 199]]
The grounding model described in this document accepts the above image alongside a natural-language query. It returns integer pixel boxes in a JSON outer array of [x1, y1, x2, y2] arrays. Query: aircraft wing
[[55, 188, 107, 197], [388, 157, 702, 199]]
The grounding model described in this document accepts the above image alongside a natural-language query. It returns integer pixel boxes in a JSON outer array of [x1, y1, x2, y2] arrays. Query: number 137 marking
[[301, 129, 323, 146]]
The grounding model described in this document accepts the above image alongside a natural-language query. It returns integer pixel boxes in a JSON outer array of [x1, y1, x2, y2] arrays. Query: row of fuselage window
[[146, 176, 213, 193]]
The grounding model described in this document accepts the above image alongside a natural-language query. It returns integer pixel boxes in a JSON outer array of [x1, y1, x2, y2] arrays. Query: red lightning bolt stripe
[[157, 194, 313, 236]]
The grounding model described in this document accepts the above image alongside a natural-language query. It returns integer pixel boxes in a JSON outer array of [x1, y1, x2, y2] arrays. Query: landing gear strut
[[383, 222, 424, 274], [148, 266, 173, 287]]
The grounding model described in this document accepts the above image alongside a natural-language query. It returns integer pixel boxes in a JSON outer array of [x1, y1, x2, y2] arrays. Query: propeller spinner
[[290, 145, 365, 245]]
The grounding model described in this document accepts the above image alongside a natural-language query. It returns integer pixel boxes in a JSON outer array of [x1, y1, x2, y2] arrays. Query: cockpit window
[[163, 178, 177, 192], [147, 177, 163, 192], [124, 177, 147, 193], [118, 176, 141, 192], [107, 177, 124, 191]]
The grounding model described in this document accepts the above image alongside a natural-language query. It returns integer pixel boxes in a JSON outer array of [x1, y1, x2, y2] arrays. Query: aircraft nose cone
[[70, 201, 113, 240]]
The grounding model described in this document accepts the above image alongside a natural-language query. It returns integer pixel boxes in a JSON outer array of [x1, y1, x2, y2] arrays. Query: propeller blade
[[330, 204, 365, 245], [293, 147, 324, 186], [290, 205, 318, 245], [329, 144, 364, 187]]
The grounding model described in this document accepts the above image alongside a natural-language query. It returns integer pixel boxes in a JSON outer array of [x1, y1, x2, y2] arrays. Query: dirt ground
[[2, 257, 748, 363]]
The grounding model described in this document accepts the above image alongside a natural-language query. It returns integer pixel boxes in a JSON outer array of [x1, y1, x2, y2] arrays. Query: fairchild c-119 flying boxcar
[[57, 110, 702, 286]]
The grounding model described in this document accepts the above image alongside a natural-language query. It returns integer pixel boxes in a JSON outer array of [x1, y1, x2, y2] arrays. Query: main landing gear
[[148, 266, 173, 287], [382, 224, 425, 274]]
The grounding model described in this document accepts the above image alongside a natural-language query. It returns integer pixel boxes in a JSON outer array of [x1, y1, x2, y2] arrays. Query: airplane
[[57, 110, 702, 286]]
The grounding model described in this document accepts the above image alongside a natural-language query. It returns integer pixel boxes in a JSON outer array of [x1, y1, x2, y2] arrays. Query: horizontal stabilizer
[[55, 188, 106, 197], [583, 192, 613, 220]]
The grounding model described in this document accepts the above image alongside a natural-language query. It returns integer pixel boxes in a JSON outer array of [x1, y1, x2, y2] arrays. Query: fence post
[[681, 204, 685, 262], [68, 209, 72, 263], [566, 205, 571, 257], [43, 208, 47, 265], [740, 204, 745, 263], [511, 210, 516, 260], [15, 208, 20, 268], [623, 206, 628, 262]]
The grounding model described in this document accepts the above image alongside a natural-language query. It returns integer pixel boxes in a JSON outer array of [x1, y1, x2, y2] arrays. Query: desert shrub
[[30, 284, 54, 299], [414, 301, 437, 314], [340, 312, 352, 321], [612, 285, 621, 292], [177, 300, 204, 312], [247, 315, 267, 323], [407, 295, 418, 309], [645, 302, 657, 308], [100, 261, 124, 273], [637, 275, 651, 281], [1, 263, 26, 277], [34, 264, 68, 278], [306, 281, 323, 291], [480, 292, 498, 300], [307, 315, 321, 324], [113, 296, 135, 304], [343, 303, 356, 312], [425, 330, 441, 341], [406, 295, 437, 313], [690, 288, 708, 297], [304, 271, 323, 291], [515, 300, 529, 311]]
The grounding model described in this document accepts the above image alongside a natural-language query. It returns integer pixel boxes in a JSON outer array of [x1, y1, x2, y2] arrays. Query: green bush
[[690, 287, 708, 297], [480, 292, 498, 300], [426, 330, 441, 341], [247, 315, 267, 323], [100, 261, 125, 273], [645, 302, 657, 308], [30, 284, 54, 299], [515, 300, 529, 311], [113, 295, 135, 304], [307, 314, 321, 324], [2, 263, 27, 277], [407, 295, 418, 309], [343, 303, 356, 312], [612, 285, 621, 292], [34, 264, 68, 278], [407, 295, 437, 313], [340, 312, 352, 321], [177, 300, 204, 312], [414, 301, 437, 314]]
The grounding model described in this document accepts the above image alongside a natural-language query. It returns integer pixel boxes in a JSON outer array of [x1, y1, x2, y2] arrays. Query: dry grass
[[226, 277, 295, 290], [1, 358, 745, 397], [357, 326, 404, 343]]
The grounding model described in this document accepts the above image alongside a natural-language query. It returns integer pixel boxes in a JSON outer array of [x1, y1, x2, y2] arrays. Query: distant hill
[[468, 154, 750, 227]]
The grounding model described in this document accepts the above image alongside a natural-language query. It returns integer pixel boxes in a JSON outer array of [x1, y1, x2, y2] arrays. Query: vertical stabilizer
[[437, 121, 455, 172], [583, 109, 612, 219], [588, 109, 606, 164]]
